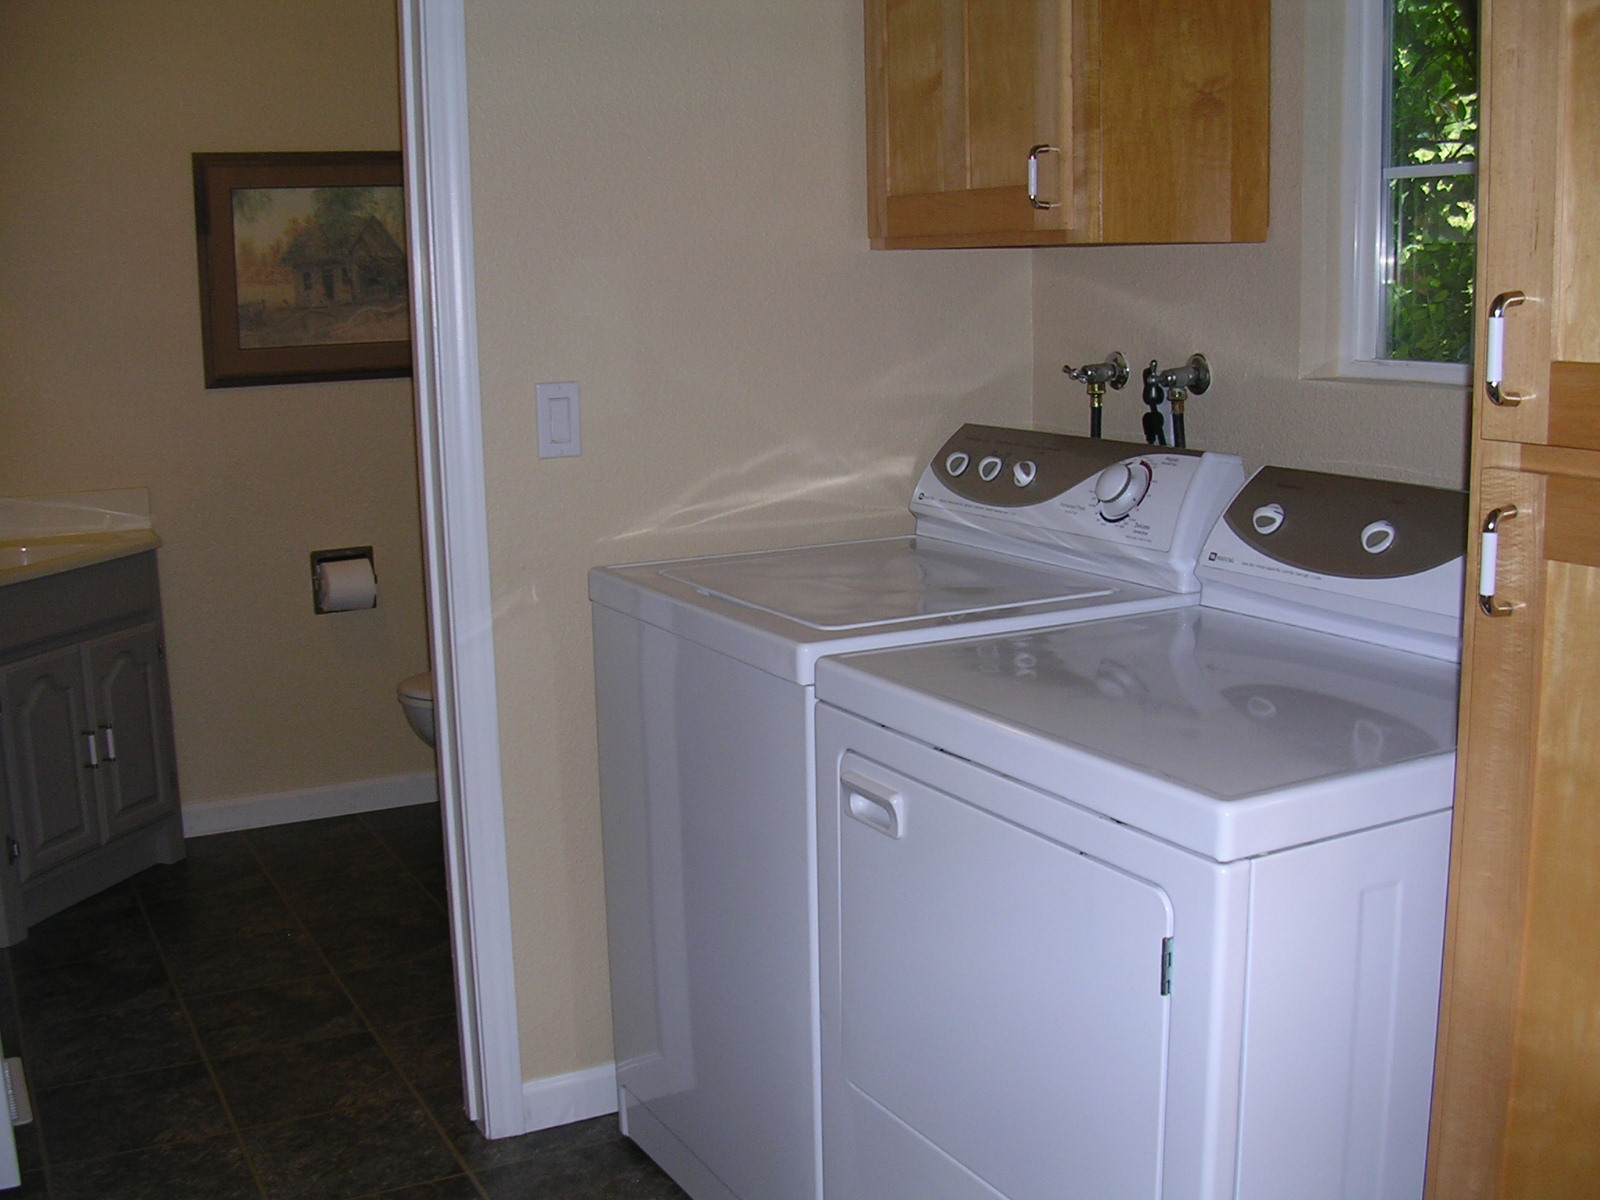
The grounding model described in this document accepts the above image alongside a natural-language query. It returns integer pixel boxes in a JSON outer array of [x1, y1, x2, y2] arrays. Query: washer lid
[[659, 538, 1114, 630]]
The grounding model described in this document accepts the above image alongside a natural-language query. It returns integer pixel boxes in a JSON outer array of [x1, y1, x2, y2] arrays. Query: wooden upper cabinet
[[1475, 0, 1600, 450], [865, 0, 1270, 248]]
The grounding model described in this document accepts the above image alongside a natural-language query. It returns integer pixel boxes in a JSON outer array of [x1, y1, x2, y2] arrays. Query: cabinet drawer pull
[[1485, 291, 1527, 407], [100, 725, 117, 762], [1028, 144, 1061, 210], [1479, 505, 1519, 617], [83, 730, 100, 768]]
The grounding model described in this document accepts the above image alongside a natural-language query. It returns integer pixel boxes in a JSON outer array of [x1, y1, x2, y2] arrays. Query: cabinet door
[[867, 0, 1073, 244], [1432, 468, 1600, 1199], [0, 648, 100, 880], [864, 0, 1269, 248], [1474, 0, 1600, 450], [86, 626, 178, 841]]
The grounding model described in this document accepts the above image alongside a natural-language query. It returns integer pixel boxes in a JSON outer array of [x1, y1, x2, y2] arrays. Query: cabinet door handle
[[83, 730, 100, 768], [100, 724, 117, 762], [1485, 291, 1527, 407], [1479, 505, 1519, 617], [1027, 144, 1061, 210]]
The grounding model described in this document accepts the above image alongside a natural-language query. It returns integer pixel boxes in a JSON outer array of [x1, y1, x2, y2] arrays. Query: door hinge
[[2, 1057, 32, 1126], [1160, 936, 1174, 996]]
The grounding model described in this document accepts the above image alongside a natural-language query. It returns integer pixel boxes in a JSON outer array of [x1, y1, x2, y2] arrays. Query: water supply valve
[[1141, 360, 1167, 446], [1062, 351, 1130, 438], [1148, 353, 1210, 449]]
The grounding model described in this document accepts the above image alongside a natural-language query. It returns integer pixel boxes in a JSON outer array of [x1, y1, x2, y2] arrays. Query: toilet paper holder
[[310, 546, 377, 614]]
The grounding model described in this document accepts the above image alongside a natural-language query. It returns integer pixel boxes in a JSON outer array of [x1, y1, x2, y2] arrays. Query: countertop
[[0, 529, 162, 588]]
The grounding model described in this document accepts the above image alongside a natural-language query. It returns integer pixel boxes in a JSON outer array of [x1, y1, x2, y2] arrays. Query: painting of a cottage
[[232, 185, 409, 350]]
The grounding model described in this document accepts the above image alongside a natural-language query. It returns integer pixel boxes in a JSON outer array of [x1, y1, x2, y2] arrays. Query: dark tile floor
[[0, 805, 688, 1200]]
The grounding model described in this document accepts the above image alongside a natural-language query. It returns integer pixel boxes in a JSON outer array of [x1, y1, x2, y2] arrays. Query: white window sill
[[1305, 357, 1471, 389]]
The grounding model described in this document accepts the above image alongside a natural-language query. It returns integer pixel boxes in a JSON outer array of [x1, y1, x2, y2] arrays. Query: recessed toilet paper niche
[[311, 546, 377, 614]]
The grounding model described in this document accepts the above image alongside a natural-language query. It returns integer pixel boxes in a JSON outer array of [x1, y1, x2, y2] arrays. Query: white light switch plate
[[536, 382, 581, 458]]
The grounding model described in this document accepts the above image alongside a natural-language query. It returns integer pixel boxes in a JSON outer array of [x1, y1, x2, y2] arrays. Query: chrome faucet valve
[[1155, 353, 1210, 397], [1149, 354, 1209, 449], [1063, 351, 1130, 438]]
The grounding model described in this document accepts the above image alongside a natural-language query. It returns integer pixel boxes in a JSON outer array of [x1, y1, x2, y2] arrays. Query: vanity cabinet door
[[0, 647, 101, 881], [865, 0, 1270, 248], [87, 625, 178, 842]]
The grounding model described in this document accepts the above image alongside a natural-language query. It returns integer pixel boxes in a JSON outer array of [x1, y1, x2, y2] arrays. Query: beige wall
[[1031, 0, 1473, 488], [0, 1, 433, 805], [464, 2, 1032, 1079]]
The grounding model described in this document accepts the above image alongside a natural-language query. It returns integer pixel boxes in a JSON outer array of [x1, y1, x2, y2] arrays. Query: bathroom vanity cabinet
[[865, 0, 1270, 248], [0, 550, 183, 944]]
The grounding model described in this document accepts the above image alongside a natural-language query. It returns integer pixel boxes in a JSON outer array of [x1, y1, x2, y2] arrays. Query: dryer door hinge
[[1160, 936, 1174, 996]]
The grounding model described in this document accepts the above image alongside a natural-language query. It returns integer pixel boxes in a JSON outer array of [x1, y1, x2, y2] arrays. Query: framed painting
[[192, 151, 412, 388]]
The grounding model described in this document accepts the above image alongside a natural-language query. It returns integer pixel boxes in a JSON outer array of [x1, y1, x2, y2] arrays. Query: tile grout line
[[127, 867, 274, 1200], [250, 818, 490, 1200]]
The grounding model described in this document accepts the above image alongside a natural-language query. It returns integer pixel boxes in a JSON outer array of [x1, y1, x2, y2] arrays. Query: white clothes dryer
[[590, 425, 1244, 1200], [813, 467, 1467, 1200]]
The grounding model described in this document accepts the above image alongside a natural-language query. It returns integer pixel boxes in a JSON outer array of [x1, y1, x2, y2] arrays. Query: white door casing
[[397, 0, 525, 1139]]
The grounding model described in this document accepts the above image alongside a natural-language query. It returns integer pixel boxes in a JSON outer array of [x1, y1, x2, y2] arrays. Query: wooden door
[[867, 0, 1076, 245], [863, 0, 1269, 249], [1428, 2, 1600, 1196], [1472, 0, 1600, 450]]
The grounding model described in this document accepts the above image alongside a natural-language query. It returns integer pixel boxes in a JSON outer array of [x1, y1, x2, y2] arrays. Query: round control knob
[[1361, 520, 1397, 554], [1093, 461, 1151, 520], [945, 451, 970, 477], [1012, 460, 1038, 487], [1252, 503, 1286, 534], [977, 455, 1004, 482]]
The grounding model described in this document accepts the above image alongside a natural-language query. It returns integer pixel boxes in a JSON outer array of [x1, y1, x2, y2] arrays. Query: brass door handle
[[1485, 291, 1527, 407], [1027, 145, 1060, 210], [1479, 505, 1519, 616]]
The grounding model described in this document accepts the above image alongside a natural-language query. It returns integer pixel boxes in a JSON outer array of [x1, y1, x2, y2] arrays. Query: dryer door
[[831, 753, 1174, 1200]]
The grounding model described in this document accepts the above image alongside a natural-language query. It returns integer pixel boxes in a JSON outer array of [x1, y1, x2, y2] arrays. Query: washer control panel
[[910, 424, 1245, 582]]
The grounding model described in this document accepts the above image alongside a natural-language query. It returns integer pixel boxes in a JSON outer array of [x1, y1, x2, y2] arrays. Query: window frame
[[1303, 0, 1474, 388]]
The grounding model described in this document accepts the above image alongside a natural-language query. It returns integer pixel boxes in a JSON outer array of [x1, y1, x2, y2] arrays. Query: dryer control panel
[[1198, 467, 1468, 657]]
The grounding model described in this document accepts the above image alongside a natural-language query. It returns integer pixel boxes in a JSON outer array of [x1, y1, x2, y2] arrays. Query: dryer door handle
[[841, 771, 906, 839]]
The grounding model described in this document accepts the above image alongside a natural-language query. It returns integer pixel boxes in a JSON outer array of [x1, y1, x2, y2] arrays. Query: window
[[1301, 0, 1479, 385], [1382, 0, 1478, 364]]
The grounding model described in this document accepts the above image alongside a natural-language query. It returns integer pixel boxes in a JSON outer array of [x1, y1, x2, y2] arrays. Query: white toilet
[[397, 672, 436, 747]]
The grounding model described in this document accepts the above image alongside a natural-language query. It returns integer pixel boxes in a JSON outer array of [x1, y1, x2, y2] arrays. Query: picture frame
[[192, 151, 412, 388]]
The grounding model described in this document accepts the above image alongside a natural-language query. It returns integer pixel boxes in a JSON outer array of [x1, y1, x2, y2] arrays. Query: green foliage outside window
[[1386, 0, 1479, 364]]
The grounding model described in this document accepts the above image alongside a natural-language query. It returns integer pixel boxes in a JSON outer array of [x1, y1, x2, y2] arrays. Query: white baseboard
[[522, 1063, 618, 1133], [181, 771, 440, 837]]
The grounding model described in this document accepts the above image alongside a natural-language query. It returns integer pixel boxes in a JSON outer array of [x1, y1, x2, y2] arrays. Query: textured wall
[[0, 1, 434, 805], [464, 0, 1033, 1081]]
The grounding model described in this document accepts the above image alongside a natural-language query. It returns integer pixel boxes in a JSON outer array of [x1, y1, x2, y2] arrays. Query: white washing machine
[[813, 467, 1467, 1200], [590, 425, 1245, 1200]]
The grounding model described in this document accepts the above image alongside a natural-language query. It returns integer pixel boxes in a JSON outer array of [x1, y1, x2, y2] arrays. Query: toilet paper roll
[[315, 556, 377, 612]]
